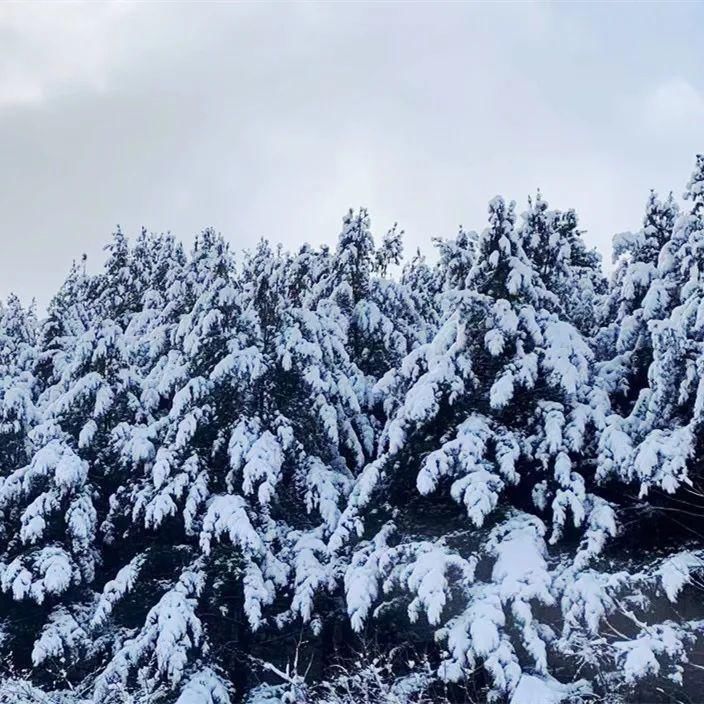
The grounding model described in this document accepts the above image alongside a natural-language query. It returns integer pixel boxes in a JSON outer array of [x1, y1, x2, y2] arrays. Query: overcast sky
[[1, 1, 703, 310]]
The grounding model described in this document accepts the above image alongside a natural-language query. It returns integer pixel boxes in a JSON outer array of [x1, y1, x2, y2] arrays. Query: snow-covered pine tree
[[319, 209, 428, 382], [92, 229, 376, 699], [87, 229, 242, 700], [587, 156, 704, 699], [0, 296, 39, 472], [433, 226, 477, 293], [331, 195, 612, 702], [400, 248, 442, 341], [598, 156, 704, 498], [0, 265, 143, 690], [519, 192, 605, 336], [375, 224, 404, 279], [597, 190, 679, 413], [1, 157, 704, 703]]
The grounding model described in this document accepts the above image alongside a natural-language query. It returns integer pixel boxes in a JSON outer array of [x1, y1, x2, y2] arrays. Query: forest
[[0, 156, 703, 704]]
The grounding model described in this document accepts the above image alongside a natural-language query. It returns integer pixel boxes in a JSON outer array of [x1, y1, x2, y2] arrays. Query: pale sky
[[1, 1, 703, 310]]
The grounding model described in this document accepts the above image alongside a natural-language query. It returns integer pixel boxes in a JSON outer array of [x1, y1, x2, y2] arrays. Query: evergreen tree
[[597, 190, 679, 412], [519, 193, 606, 335], [1, 158, 704, 703], [331, 196, 610, 701], [433, 226, 477, 293]]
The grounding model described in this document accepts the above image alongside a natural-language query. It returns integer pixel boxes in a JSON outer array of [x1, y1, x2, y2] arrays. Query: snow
[[510, 674, 590, 704], [199, 494, 264, 557], [241, 430, 283, 506], [659, 551, 702, 603], [32, 607, 87, 666], [94, 568, 206, 698], [176, 668, 231, 704], [92, 556, 144, 627], [613, 621, 702, 686], [0, 159, 704, 702]]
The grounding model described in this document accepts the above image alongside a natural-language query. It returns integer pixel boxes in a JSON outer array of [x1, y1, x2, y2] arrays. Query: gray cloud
[[0, 1, 702, 309]]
